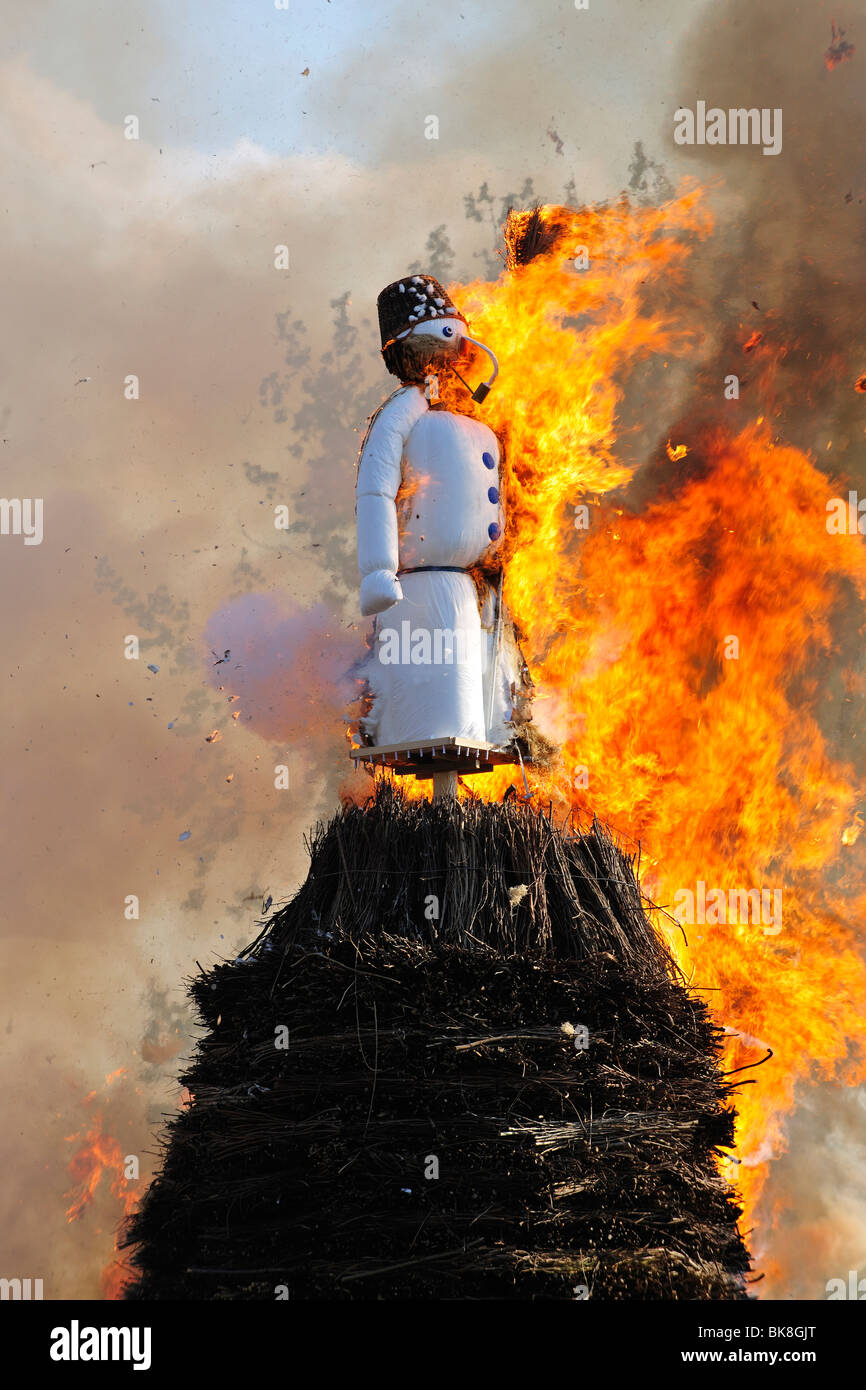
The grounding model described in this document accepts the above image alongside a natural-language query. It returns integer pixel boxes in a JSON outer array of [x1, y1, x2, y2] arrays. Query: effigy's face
[[409, 316, 467, 344], [408, 319, 499, 405], [406, 317, 471, 366]]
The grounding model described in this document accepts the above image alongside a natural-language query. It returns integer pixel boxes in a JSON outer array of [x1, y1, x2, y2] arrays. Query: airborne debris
[[825, 22, 855, 70], [546, 125, 564, 156]]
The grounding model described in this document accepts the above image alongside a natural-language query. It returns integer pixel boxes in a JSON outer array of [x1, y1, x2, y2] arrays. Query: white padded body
[[397, 411, 502, 569], [356, 388, 509, 744]]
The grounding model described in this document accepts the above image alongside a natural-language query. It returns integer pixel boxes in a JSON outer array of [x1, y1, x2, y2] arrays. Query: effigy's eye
[[441, 325, 453, 337]]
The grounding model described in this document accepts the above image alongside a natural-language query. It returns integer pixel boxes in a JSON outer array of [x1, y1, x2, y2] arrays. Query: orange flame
[[64, 1068, 141, 1299], [413, 188, 866, 1280]]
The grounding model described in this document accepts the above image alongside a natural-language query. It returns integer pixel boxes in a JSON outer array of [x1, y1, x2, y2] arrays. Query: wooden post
[[432, 771, 459, 801]]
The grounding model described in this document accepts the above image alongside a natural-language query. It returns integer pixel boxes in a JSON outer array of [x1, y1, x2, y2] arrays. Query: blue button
[[488, 522, 501, 541], [482, 451, 495, 469], [488, 486, 499, 504]]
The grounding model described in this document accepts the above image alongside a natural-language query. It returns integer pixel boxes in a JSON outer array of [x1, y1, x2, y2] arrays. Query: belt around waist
[[397, 564, 469, 575], [397, 565, 468, 576]]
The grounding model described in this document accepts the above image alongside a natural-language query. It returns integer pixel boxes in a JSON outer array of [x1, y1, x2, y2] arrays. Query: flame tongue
[[64, 1067, 145, 1299], [569, 422, 866, 1213], [430, 191, 866, 1261]]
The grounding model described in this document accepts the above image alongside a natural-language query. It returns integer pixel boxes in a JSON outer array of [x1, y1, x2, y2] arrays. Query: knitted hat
[[377, 275, 467, 350]]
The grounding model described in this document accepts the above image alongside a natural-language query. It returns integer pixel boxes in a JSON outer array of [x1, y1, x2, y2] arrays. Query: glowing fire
[[65, 1068, 141, 1299], [398, 191, 866, 1277]]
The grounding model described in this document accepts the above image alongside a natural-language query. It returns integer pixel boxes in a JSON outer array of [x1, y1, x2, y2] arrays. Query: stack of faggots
[[123, 784, 751, 1300]]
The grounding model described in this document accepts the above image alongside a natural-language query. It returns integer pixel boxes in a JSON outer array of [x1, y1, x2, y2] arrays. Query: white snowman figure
[[355, 274, 532, 755]]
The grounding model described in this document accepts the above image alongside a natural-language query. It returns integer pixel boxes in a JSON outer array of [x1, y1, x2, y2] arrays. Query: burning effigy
[[120, 203, 760, 1301], [352, 269, 545, 793]]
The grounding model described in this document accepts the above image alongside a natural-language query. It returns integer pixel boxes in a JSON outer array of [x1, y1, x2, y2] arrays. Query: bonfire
[[121, 191, 866, 1299], [122, 784, 750, 1299]]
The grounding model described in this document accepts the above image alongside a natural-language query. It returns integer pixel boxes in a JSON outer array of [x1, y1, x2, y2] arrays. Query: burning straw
[[122, 783, 750, 1300]]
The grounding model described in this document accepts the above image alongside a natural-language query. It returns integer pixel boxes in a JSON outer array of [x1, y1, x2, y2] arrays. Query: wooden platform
[[350, 737, 522, 780]]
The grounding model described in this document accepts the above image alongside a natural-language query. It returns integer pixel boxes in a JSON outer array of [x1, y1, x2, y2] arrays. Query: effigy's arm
[[356, 386, 427, 616]]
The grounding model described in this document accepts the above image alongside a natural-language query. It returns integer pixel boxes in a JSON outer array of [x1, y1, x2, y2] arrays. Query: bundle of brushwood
[[123, 782, 751, 1300]]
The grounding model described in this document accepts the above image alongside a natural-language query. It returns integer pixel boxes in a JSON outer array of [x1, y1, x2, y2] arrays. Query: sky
[[8, 1, 693, 164], [2, 0, 865, 1301]]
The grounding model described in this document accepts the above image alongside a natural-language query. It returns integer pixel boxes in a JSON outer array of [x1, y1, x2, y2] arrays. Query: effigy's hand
[[360, 568, 404, 617]]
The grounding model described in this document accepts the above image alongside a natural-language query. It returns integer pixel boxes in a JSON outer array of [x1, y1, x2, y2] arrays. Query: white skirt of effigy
[[365, 571, 489, 746]]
